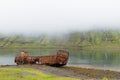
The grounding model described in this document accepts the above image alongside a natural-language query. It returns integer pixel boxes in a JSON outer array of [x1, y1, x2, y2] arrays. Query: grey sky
[[0, 0, 120, 34]]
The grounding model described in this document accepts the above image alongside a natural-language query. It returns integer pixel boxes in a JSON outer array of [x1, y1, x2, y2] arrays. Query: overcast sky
[[0, 0, 120, 34]]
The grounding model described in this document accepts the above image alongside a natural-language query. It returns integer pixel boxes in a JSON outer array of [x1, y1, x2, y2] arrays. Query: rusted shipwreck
[[15, 50, 69, 67]]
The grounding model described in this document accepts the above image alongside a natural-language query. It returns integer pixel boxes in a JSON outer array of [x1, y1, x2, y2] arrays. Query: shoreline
[[0, 64, 120, 79], [1, 64, 120, 72], [67, 64, 120, 72]]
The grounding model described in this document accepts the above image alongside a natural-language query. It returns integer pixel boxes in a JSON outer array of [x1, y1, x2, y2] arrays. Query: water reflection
[[68, 49, 120, 71]]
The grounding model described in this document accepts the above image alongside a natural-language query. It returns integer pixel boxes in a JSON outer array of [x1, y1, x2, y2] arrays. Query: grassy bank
[[0, 68, 78, 80]]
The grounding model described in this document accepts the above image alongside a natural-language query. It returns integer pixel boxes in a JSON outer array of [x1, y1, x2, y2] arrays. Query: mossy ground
[[0, 68, 78, 80]]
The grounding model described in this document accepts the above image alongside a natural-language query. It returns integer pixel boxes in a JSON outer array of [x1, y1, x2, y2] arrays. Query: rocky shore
[[1, 64, 120, 80]]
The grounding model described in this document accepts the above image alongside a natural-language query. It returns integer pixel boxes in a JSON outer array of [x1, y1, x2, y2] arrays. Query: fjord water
[[0, 49, 120, 72]]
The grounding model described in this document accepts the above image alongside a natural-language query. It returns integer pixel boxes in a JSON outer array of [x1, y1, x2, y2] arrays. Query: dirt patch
[[22, 71, 37, 76], [1, 65, 120, 80]]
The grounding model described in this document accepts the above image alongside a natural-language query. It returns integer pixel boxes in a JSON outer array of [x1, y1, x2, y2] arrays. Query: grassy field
[[0, 68, 78, 80]]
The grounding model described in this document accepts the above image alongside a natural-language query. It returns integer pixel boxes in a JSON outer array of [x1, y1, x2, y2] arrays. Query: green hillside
[[0, 29, 120, 49]]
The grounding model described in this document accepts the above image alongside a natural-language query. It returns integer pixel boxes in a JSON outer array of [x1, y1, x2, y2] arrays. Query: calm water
[[0, 49, 120, 71]]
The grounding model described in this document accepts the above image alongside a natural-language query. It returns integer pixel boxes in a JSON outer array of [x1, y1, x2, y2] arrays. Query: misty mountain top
[[0, 28, 119, 38]]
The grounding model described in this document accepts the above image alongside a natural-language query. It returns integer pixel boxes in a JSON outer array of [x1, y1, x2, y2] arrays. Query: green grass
[[0, 68, 79, 80]]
